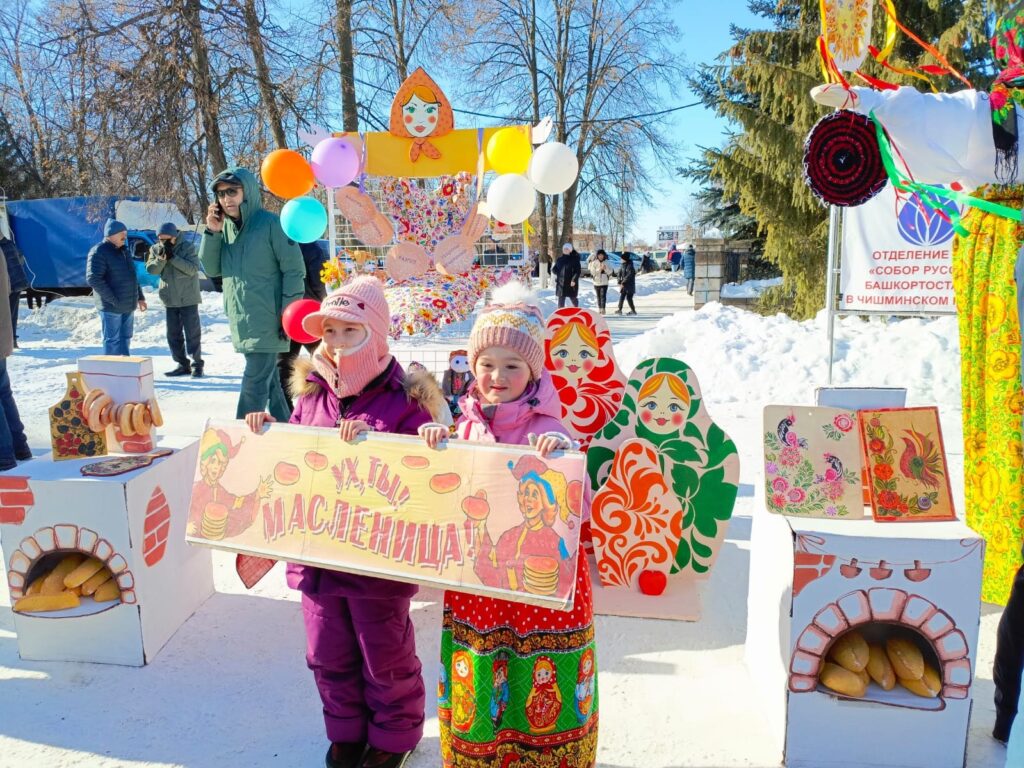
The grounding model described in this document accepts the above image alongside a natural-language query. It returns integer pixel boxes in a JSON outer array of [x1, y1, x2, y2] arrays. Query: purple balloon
[[310, 137, 360, 188]]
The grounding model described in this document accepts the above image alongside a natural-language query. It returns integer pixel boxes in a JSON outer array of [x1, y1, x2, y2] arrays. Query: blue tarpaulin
[[6, 197, 120, 290]]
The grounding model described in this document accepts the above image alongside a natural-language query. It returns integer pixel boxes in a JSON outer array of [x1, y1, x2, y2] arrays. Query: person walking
[[0, 235, 28, 348], [86, 218, 147, 356], [681, 243, 696, 296], [147, 222, 203, 377], [668, 242, 682, 272], [589, 249, 614, 315], [277, 241, 328, 411], [199, 167, 305, 422], [615, 252, 637, 315], [553, 243, 581, 308]]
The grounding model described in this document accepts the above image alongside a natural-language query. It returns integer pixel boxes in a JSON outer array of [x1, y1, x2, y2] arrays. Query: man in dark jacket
[[682, 244, 696, 295], [552, 243, 581, 308], [994, 556, 1024, 742], [200, 167, 305, 421], [615, 253, 637, 315], [0, 235, 28, 348], [86, 218, 146, 355], [277, 241, 328, 410], [147, 222, 203, 377]]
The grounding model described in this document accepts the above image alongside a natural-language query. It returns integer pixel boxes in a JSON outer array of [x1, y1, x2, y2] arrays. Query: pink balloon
[[310, 138, 361, 188]]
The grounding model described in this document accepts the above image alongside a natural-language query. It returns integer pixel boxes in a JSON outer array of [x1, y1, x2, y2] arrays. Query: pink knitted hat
[[468, 284, 546, 379], [302, 276, 390, 342]]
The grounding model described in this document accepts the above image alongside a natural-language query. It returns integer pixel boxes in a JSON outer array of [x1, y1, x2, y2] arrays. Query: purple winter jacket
[[285, 355, 438, 599]]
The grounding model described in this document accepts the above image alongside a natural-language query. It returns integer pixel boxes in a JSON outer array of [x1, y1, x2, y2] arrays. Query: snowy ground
[[0, 273, 1007, 768]]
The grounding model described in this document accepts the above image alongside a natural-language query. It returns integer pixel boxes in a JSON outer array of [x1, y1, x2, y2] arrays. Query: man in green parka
[[200, 167, 305, 421]]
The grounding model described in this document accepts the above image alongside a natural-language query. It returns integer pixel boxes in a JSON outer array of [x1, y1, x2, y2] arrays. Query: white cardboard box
[[746, 511, 983, 768], [78, 355, 158, 453], [0, 435, 213, 665]]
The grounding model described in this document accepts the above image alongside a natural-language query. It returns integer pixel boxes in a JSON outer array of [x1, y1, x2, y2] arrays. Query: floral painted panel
[[858, 407, 956, 522], [763, 406, 864, 519]]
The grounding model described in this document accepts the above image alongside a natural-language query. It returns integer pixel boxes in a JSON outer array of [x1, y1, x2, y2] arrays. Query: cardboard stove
[[1, 435, 213, 666], [746, 512, 984, 768]]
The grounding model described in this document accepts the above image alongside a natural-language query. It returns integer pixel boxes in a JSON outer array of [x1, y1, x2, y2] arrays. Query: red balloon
[[282, 299, 321, 344]]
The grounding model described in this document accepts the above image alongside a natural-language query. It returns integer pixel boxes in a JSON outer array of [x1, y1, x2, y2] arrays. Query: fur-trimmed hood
[[289, 356, 448, 423]]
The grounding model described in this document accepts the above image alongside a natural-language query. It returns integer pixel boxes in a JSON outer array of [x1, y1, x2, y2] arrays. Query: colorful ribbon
[[870, 112, 1022, 235]]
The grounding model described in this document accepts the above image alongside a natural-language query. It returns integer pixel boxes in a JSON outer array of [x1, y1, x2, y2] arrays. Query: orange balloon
[[261, 149, 315, 199]]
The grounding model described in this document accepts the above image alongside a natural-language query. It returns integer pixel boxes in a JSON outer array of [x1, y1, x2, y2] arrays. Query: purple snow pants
[[301, 590, 425, 752]]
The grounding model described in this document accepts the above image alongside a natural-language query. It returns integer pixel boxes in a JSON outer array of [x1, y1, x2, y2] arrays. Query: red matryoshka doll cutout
[[389, 68, 455, 162], [543, 308, 627, 452]]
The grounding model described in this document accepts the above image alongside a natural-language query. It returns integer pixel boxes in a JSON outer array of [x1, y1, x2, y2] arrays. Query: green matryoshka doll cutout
[[586, 358, 740, 587]]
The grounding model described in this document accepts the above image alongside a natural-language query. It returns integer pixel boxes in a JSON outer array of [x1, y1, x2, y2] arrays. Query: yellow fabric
[[953, 185, 1024, 605], [364, 126, 531, 178]]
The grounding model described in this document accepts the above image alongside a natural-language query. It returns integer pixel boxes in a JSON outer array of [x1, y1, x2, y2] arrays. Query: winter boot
[[359, 748, 412, 768], [165, 364, 191, 377], [326, 741, 366, 768], [191, 362, 204, 378]]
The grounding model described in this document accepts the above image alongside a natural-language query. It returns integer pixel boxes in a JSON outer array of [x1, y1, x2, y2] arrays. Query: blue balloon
[[280, 196, 328, 243]]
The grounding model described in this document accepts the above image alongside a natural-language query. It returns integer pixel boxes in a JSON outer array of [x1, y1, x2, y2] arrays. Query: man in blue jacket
[[86, 219, 146, 355]]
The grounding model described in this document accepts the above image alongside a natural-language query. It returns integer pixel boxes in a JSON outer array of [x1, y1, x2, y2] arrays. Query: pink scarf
[[312, 336, 391, 400]]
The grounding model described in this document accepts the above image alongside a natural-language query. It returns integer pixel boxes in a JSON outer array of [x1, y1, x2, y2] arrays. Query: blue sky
[[631, 0, 764, 240]]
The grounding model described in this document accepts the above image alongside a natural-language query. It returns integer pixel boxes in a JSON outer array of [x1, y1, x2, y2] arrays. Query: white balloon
[[486, 173, 536, 225], [528, 142, 579, 194]]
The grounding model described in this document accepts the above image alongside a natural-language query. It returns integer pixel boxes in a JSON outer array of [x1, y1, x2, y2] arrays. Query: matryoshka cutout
[[587, 358, 739, 588], [389, 68, 455, 163], [544, 308, 627, 452]]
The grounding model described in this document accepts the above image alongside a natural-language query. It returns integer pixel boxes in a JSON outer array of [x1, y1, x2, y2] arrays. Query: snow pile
[[720, 276, 783, 298]]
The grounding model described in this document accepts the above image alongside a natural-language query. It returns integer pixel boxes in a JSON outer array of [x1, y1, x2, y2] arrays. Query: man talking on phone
[[199, 167, 305, 421]]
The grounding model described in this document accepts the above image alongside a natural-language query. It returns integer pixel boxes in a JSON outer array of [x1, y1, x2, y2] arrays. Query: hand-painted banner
[[187, 421, 585, 609]]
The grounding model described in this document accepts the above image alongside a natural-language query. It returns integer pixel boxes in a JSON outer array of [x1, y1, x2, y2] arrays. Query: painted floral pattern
[[763, 407, 861, 518], [952, 186, 1024, 604], [859, 407, 955, 522], [380, 172, 474, 251]]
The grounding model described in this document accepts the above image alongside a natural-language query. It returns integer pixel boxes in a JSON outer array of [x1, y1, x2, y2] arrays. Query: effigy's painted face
[[403, 95, 441, 138], [639, 379, 688, 435], [550, 325, 598, 382]]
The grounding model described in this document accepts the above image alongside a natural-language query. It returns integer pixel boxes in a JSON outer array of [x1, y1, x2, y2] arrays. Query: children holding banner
[[419, 283, 599, 768], [245, 276, 446, 768]]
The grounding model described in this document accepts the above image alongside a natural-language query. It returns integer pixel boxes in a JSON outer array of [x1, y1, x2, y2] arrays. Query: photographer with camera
[[147, 222, 203, 377]]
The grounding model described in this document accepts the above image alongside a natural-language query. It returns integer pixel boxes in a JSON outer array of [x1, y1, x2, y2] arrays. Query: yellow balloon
[[486, 128, 532, 175]]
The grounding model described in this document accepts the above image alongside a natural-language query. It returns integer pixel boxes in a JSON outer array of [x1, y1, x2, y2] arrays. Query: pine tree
[[687, 0, 1014, 318]]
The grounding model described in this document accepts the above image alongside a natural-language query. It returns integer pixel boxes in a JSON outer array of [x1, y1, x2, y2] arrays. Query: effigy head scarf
[[991, 3, 1024, 181]]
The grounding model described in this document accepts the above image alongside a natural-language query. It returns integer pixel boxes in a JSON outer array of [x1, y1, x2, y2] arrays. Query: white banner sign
[[840, 184, 956, 314]]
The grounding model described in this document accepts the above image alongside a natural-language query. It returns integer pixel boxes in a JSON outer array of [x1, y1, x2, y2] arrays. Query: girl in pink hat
[[246, 276, 447, 768], [419, 283, 598, 768]]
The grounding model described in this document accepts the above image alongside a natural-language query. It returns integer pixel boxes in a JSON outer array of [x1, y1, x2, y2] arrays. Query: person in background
[[640, 251, 655, 274], [278, 241, 329, 411], [0, 235, 28, 348], [0, 249, 31, 468], [682, 243, 696, 296], [86, 218, 147, 356], [668, 242, 682, 272], [589, 249, 614, 315], [615, 252, 637, 315], [199, 167, 305, 422], [553, 243, 581, 308], [147, 223, 203, 377]]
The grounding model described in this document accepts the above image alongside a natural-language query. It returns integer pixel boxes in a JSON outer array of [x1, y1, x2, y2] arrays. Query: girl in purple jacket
[[419, 284, 599, 768], [246, 277, 445, 768]]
